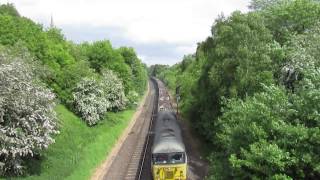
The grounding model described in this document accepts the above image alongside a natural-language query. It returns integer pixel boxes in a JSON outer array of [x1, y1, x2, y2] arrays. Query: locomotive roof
[[152, 111, 185, 154]]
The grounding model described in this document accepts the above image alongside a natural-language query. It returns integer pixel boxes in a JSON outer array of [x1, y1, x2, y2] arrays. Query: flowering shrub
[[72, 77, 108, 126], [72, 70, 127, 126], [102, 69, 127, 111], [0, 50, 57, 176]]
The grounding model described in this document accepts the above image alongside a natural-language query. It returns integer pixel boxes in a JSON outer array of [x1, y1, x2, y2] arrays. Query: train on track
[[151, 78, 187, 180]]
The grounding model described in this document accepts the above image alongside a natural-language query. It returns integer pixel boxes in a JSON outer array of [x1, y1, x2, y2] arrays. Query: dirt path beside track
[[171, 97, 209, 180]]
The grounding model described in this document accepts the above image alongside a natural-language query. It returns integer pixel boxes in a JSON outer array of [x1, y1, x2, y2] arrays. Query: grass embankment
[[12, 104, 134, 180]]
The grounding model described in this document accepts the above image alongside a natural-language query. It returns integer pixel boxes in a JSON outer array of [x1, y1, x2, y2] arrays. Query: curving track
[[101, 78, 208, 180]]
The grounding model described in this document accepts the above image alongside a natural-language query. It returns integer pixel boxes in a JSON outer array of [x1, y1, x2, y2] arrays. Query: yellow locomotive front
[[151, 111, 187, 180], [152, 152, 187, 180]]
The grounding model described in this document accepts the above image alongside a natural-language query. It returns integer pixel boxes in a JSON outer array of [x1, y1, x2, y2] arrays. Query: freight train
[[151, 78, 187, 180]]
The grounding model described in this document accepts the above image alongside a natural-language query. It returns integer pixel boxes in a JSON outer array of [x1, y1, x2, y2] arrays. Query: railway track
[[127, 78, 158, 180], [95, 78, 208, 180], [137, 77, 159, 180], [101, 79, 158, 180]]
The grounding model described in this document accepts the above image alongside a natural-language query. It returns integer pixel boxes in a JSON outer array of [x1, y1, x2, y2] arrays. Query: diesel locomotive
[[151, 78, 187, 180]]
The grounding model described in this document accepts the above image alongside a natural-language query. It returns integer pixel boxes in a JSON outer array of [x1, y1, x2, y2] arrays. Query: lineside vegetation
[[0, 3, 147, 177], [151, 0, 320, 179]]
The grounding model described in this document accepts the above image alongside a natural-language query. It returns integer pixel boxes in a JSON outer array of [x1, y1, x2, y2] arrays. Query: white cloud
[[4, 0, 251, 64]]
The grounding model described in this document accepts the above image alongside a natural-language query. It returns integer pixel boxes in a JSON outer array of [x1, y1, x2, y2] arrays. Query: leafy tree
[[119, 47, 147, 95], [217, 82, 320, 178], [186, 11, 276, 141], [80, 41, 133, 94], [260, 0, 320, 44], [56, 60, 95, 105], [149, 64, 169, 77], [153, 1, 320, 179], [249, 0, 288, 10], [0, 3, 20, 17], [0, 15, 48, 61]]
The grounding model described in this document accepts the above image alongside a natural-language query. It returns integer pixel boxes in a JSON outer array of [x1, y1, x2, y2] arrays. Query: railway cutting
[[100, 80, 157, 180]]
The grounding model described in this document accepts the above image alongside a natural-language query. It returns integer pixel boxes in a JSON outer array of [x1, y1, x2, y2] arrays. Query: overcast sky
[[3, 0, 250, 65]]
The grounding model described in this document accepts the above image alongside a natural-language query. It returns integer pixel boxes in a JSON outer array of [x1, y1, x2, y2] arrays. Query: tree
[[81, 41, 134, 94], [119, 47, 147, 95], [152, 0, 320, 179], [249, 0, 288, 10], [260, 0, 320, 44], [0, 3, 20, 17], [0, 49, 57, 176]]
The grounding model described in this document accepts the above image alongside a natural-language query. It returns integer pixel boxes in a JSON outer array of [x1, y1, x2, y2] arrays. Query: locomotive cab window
[[153, 152, 185, 164]]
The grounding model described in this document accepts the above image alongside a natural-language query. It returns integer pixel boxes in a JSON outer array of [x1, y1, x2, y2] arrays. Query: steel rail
[[136, 78, 159, 180]]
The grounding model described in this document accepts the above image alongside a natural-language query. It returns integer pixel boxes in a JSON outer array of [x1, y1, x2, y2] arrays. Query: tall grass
[[11, 105, 134, 180]]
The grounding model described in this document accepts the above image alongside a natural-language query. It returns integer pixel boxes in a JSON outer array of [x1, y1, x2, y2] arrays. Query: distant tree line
[[0, 3, 147, 176], [151, 0, 320, 179]]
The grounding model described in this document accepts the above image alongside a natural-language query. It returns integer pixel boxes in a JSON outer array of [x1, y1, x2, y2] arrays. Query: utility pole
[[176, 85, 181, 116]]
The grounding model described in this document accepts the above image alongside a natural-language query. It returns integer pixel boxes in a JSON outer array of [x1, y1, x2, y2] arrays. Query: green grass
[[10, 105, 135, 180]]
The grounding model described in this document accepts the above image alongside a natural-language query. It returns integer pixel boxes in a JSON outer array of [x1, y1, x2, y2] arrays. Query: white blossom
[[72, 70, 127, 126], [72, 77, 108, 126], [0, 50, 57, 176], [102, 69, 127, 111]]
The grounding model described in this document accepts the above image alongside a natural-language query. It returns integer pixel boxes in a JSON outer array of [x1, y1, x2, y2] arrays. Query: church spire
[[50, 14, 54, 28]]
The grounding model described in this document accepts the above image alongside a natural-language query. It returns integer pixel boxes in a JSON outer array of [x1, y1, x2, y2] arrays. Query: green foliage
[[229, 141, 293, 179], [0, 4, 147, 111], [118, 47, 147, 95], [153, 0, 320, 179], [261, 0, 320, 44], [249, 0, 288, 10], [217, 83, 320, 179], [0, 3, 20, 17], [79, 41, 134, 94], [187, 11, 277, 141], [149, 64, 169, 77], [0, 4, 147, 178], [0, 15, 47, 60]]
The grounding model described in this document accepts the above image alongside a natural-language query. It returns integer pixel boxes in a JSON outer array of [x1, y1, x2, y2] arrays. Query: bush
[[72, 70, 127, 126], [72, 77, 108, 126], [102, 69, 127, 111], [127, 91, 139, 107], [0, 49, 57, 176]]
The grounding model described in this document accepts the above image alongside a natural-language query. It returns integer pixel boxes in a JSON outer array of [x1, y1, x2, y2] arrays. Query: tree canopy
[[152, 0, 320, 178]]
